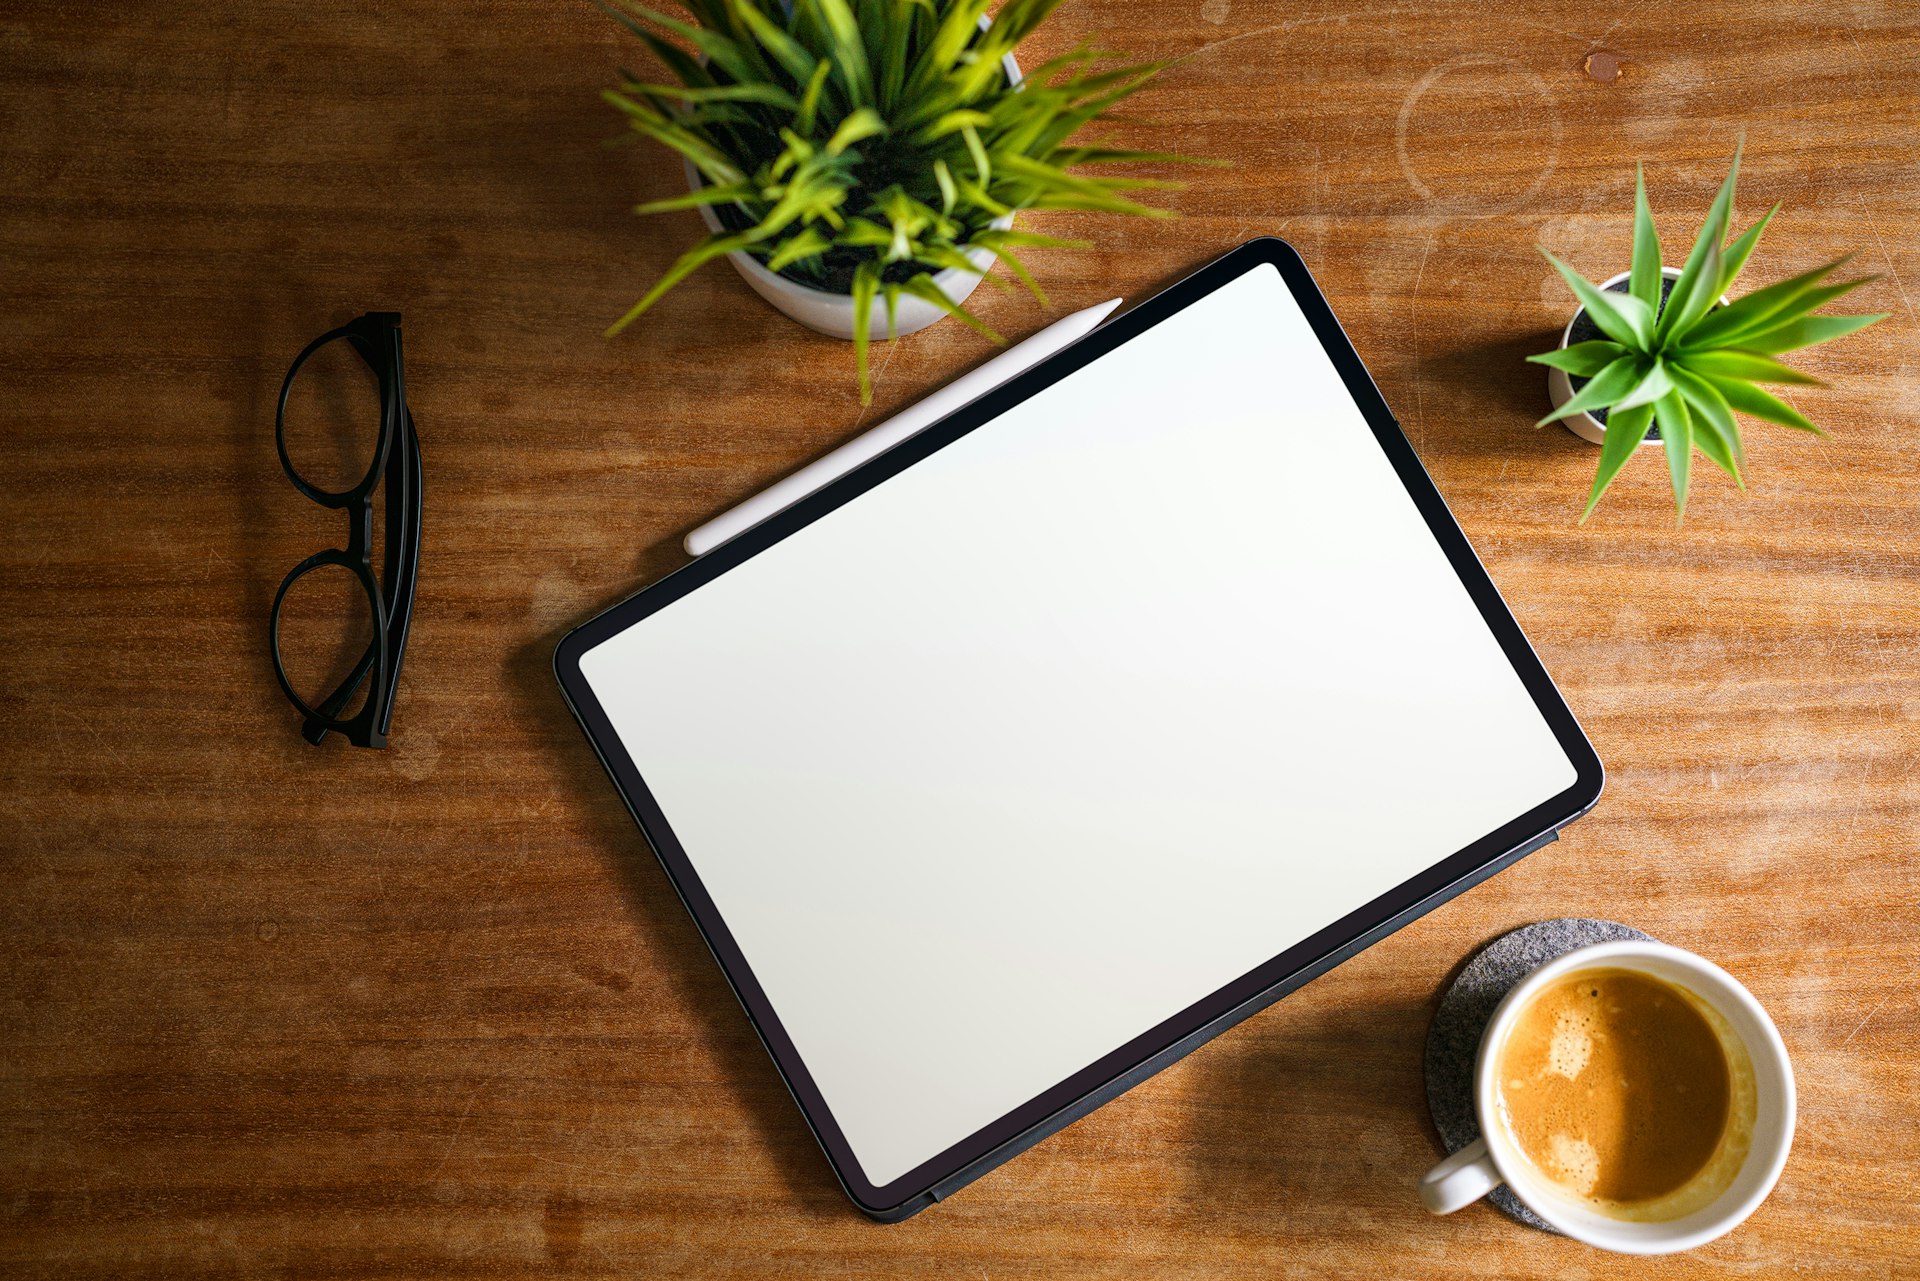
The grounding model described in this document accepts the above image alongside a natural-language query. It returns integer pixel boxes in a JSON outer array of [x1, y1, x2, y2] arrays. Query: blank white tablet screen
[[578, 262, 1577, 1188]]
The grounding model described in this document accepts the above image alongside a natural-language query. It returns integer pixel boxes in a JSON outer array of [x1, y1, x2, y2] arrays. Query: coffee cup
[[1418, 939, 1794, 1254]]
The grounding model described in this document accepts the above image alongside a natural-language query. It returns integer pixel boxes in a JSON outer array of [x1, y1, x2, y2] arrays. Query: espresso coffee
[[1494, 967, 1747, 1215]]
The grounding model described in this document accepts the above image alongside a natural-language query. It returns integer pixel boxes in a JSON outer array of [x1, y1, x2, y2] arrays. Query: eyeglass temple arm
[[371, 407, 421, 741]]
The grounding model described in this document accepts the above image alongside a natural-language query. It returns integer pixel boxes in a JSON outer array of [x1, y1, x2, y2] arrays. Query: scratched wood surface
[[3, 0, 1918, 1276]]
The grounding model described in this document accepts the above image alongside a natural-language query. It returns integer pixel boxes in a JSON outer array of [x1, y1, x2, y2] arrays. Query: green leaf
[[813, 0, 876, 106], [1013, 38, 1095, 86], [1581, 402, 1655, 523], [901, 0, 988, 104], [882, 280, 902, 338], [851, 258, 881, 404], [825, 106, 886, 155], [932, 158, 957, 215], [1611, 358, 1675, 413], [877, 0, 913, 112], [794, 58, 833, 134], [985, 0, 1069, 47], [1655, 143, 1740, 343], [999, 152, 1174, 219], [676, 0, 734, 29], [1718, 203, 1778, 294], [954, 178, 1013, 217], [1698, 279, 1879, 349], [1540, 249, 1654, 349], [970, 227, 1094, 252], [770, 126, 812, 174], [605, 0, 764, 86], [992, 243, 1049, 305], [913, 108, 995, 143], [764, 225, 832, 270], [595, 3, 716, 88], [1699, 372, 1825, 435], [1679, 349, 1824, 386], [1537, 354, 1644, 426], [1679, 258, 1850, 348], [1661, 233, 1723, 343], [1020, 190, 1176, 218], [605, 230, 761, 337], [1654, 388, 1694, 523], [1669, 364, 1743, 484], [599, 86, 667, 125], [1526, 340, 1630, 376], [834, 218, 893, 249], [1067, 174, 1189, 192], [1729, 312, 1888, 355], [623, 81, 801, 110], [633, 180, 760, 213], [923, 243, 1005, 283], [1054, 147, 1229, 167], [675, 102, 755, 128], [961, 122, 991, 185], [1689, 414, 1742, 485], [731, 0, 819, 85], [604, 93, 745, 185], [895, 273, 1006, 344], [1629, 163, 1662, 310]]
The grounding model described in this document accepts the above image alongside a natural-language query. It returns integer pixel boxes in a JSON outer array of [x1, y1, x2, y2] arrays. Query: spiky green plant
[[598, 0, 1206, 401], [1530, 149, 1886, 522]]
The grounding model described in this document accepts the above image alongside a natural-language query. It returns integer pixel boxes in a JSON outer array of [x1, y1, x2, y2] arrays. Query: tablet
[[554, 238, 1603, 1220]]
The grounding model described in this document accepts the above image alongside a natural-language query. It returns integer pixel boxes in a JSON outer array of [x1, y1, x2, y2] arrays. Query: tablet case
[[554, 237, 1603, 1219]]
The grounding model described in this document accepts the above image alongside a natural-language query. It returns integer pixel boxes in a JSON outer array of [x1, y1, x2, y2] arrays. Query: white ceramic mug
[[1418, 940, 1795, 1254]]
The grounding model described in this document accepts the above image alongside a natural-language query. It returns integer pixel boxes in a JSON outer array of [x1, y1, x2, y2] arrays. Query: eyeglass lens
[[280, 333, 386, 496], [276, 561, 380, 721], [276, 333, 390, 720]]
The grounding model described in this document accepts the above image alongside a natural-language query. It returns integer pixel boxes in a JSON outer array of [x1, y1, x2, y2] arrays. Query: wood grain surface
[[3, 1, 1917, 1276]]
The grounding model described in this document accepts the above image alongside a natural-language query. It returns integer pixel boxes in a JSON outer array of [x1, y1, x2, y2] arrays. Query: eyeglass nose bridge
[[343, 497, 376, 562]]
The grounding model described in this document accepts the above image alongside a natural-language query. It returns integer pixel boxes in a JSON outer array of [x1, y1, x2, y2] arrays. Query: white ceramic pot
[[686, 39, 1021, 341], [1547, 266, 1719, 447]]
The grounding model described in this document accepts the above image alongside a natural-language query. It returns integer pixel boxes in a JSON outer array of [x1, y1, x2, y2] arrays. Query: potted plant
[[596, 0, 1206, 401], [1530, 149, 1886, 521]]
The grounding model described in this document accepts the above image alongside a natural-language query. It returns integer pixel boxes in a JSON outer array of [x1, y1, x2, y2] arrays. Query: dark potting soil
[[709, 194, 965, 296], [1566, 274, 1679, 441]]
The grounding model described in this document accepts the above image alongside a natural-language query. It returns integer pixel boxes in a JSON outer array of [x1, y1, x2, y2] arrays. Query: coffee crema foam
[[1493, 968, 1756, 1221]]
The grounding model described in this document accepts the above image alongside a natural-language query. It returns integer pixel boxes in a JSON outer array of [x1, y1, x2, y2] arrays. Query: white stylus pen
[[684, 296, 1126, 556]]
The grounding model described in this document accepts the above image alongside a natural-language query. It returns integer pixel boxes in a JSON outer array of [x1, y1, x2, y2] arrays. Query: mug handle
[[1419, 1138, 1502, 1214]]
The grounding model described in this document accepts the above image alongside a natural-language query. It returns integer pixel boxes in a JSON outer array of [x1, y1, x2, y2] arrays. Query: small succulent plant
[[1530, 149, 1886, 521], [599, 0, 1207, 400]]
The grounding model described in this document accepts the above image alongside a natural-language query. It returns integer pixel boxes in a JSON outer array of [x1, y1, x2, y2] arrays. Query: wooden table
[[4, 1, 1917, 1275]]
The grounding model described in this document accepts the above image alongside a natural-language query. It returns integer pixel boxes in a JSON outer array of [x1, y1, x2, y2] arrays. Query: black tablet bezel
[[553, 237, 1605, 1221]]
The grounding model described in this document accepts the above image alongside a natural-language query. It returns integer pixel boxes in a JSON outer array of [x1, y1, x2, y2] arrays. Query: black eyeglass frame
[[270, 311, 422, 749]]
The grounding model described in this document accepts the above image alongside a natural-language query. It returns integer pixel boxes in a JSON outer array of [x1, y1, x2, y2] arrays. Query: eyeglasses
[[270, 312, 422, 749]]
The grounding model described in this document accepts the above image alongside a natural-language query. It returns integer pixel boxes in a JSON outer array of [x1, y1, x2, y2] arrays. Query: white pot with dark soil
[[1545, 267, 1691, 447], [598, 2, 1202, 402], [682, 32, 1020, 342]]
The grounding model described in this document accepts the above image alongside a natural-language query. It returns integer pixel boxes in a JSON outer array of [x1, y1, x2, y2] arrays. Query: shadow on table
[[1181, 924, 1522, 1232], [1181, 987, 1429, 1227], [503, 541, 853, 1224], [1411, 330, 1598, 459]]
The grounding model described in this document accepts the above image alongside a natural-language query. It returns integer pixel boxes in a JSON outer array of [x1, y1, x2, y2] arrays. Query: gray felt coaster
[[1424, 918, 1656, 1231]]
